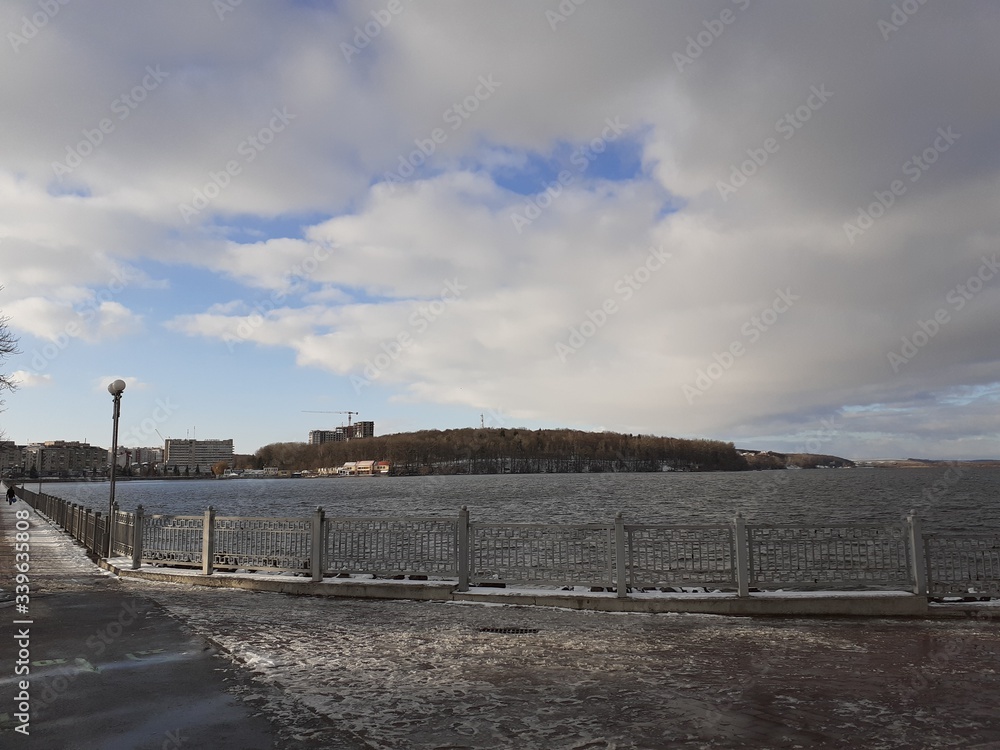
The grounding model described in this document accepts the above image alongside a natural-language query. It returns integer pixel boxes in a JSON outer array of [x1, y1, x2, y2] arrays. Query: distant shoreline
[[12, 458, 1000, 485]]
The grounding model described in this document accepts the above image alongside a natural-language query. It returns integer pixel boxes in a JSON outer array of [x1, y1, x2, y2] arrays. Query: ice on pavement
[[124, 576, 1000, 750]]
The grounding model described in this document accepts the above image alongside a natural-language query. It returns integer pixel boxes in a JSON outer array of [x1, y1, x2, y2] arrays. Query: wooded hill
[[243, 428, 816, 474]]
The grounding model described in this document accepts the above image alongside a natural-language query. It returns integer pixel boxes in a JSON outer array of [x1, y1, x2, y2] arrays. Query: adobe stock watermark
[[887, 254, 999, 373], [717, 84, 832, 201], [351, 278, 466, 393], [900, 610, 995, 701], [31, 600, 146, 718], [382, 74, 501, 192], [555, 245, 672, 362], [673, 0, 752, 73], [223, 244, 332, 352], [118, 398, 179, 446], [8, 0, 70, 53], [26, 265, 134, 376], [340, 0, 411, 62], [843, 126, 960, 245], [765, 414, 841, 487], [545, 0, 588, 31], [917, 462, 969, 509], [52, 65, 169, 178], [177, 106, 296, 223], [683, 288, 798, 403], [213, 0, 243, 21], [509, 116, 629, 234], [878, 0, 930, 41]]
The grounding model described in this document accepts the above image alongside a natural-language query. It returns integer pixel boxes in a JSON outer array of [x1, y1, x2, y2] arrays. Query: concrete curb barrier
[[100, 558, 930, 617]]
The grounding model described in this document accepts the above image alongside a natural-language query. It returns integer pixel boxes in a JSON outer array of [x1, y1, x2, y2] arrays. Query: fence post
[[615, 512, 628, 598], [84, 508, 93, 552], [457, 506, 470, 592], [734, 512, 750, 597], [94, 512, 104, 560], [107, 501, 119, 558], [310, 506, 325, 582], [907, 509, 928, 596], [202, 506, 215, 575], [132, 505, 144, 571]]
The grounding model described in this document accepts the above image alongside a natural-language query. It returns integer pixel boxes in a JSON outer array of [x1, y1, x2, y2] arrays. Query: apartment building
[[163, 438, 233, 471]]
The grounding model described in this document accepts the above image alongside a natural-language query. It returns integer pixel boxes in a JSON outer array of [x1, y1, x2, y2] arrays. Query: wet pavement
[[0, 499, 367, 750], [3, 499, 1000, 749]]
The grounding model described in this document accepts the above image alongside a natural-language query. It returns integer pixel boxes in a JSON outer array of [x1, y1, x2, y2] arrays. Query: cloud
[[3, 2, 1000, 457], [10, 370, 51, 388], [4, 297, 142, 343]]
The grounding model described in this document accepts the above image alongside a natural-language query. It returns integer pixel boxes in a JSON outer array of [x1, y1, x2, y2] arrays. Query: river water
[[33, 467, 1000, 534]]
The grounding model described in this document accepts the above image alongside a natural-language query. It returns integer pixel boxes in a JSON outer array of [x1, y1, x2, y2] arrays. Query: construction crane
[[302, 410, 360, 438]]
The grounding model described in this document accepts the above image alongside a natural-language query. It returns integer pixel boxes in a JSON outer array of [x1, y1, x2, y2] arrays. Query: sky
[[1, 1, 999, 460]]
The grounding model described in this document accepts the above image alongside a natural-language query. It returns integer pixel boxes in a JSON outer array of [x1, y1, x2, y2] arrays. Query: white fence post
[[132, 505, 144, 570], [202, 506, 215, 575], [94, 512, 104, 560], [311, 506, 325, 582], [907, 510, 928, 596], [734, 512, 750, 597], [457, 506, 470, 592], [108, 501, 119, 558], [615, 512, 628, 598]]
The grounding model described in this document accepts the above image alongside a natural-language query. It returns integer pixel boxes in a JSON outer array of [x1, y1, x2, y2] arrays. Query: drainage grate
[[478, 627, 539, 635]]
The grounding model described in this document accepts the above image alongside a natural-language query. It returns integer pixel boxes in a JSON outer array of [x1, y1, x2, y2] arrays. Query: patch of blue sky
[[485, 133, 646, 196], [133, 260, 270, 314], [205, 211, 331, 244], [46, 180, 92, 198], [842, 403, 895, 414], [939, 382, 1000, 407]]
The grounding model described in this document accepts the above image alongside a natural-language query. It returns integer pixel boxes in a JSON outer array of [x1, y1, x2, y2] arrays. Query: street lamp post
[[106, 379, 126, 557]]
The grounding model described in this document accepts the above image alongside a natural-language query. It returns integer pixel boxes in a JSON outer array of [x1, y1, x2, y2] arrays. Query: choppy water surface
[[39, 467, 1000, 533]]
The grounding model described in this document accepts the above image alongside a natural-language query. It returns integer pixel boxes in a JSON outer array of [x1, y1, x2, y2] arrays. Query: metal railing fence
[[627, 523, 736, 588], [214, 515, 312, 572], [470, 521, 616, 588], [746, 523, 912, 590], [325, 516, 459, 577], [8, 485, 999, 599], [924, 534, 1000, 598], [142, 514, 204, 567]]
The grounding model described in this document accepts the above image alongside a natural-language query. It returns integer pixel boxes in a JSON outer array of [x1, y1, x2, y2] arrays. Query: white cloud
[[4, 296, 142, 343], [3, 2, 1000, 457], [10, 370, 51, 388]]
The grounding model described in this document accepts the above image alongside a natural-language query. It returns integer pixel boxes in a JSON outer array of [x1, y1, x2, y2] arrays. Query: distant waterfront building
[[308, 422, 375, 444], [163, 439, 233, 472], [0, 441, 29, 475], [28, 440, 107, 476], [114, 446, 164, 469], [132, 446, 164, 467]]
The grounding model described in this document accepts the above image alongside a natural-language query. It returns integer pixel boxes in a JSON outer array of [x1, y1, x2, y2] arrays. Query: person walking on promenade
[[6, 483, 16, 504]]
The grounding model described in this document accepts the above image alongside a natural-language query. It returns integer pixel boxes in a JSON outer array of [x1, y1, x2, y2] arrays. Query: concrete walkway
[[0, 499, 369, 750]]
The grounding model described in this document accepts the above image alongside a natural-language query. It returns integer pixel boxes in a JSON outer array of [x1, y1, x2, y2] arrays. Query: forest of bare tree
[[243, 428, 757, 474]]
